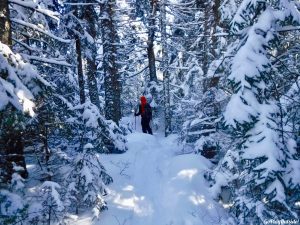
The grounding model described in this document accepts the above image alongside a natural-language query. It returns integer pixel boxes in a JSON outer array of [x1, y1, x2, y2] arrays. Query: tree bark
[[0, 0, 12, 46], [160, 0, 171, 136], [202, 2, 209, 75], [84, 6, 100, 109], [147, 0, 158, 82], [147, 42, 157, 82], [73, 5, 86, 105], [101, 1, 122, 124], [75, 37, 86, 104], [211, 0, 221, 59]]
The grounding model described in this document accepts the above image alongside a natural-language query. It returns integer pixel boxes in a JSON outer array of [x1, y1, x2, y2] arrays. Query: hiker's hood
[[141, 96, 147, 105]]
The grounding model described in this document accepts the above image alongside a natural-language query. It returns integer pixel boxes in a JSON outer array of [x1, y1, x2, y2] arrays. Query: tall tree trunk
[[0, 0, 12, 46], [195, 1, 212, 76], [78, 3, 125, 153], [147, 42, 157, 82], [101, 1, 121, 124], [84, 6, 100, 109], [202, 2, 210, 75], [211, 0, 221, 59], [75, 37, 86, 104], [147, 0, 158, 82], [74, 7, 86, 105], [160, 0, 171, 136]]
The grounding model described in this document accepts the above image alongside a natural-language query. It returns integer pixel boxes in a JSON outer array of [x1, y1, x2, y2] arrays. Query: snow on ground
[[75, 117, 229, 225]]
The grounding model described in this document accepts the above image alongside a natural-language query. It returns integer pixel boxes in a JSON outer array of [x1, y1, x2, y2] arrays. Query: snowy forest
[[1, 0, 300, 224]]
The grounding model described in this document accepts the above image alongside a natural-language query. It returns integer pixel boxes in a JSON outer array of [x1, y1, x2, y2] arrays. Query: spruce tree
[[212, 1, 300, 223]]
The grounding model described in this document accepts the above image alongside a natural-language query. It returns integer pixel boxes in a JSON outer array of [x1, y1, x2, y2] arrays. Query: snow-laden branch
[[9, 0, 59, 20], [63, 2, 99, 6], [278, 25, 300, 32], [12, 38, 36, 52], [170, 26, 300, 40], [166, 0, 195, 7], [124, 66, 149, 79], [22, 54, 73, 67], [11, 19, 72, 43], [13, 38, 58, 57]]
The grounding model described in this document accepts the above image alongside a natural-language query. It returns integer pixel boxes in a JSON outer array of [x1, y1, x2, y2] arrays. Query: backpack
[[142, 103, 152, 120]]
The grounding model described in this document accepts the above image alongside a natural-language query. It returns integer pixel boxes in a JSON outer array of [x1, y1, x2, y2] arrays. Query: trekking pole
[[132, 106, 137, 130], [134, 104, 138, 130], [133, 97, 139, 131]]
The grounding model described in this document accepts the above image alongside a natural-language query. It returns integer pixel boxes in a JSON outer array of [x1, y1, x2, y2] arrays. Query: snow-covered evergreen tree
[[69, 102, 127, 153], [211, 0, 300, 223], [167, 0, 229, 150], [38, 181, 65, 224], [66, 143, 112, 217], [2, 0, 300, 224], [0, 165, 28, 225], [0, 189, 28, 225], [0, 39, 48, 183]]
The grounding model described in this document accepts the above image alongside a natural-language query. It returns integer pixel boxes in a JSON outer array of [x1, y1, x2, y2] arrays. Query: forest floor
[[75, 117, 230, 225]]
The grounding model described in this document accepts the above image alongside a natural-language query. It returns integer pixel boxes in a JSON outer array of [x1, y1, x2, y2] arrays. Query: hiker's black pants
[[141, 118, 152, 134]]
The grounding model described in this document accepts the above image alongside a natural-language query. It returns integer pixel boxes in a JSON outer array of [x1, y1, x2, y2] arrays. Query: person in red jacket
[[135, 96, 153, 134]]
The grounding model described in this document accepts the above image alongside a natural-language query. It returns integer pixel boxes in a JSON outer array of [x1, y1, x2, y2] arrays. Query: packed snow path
[[77, 131, 228, 225]]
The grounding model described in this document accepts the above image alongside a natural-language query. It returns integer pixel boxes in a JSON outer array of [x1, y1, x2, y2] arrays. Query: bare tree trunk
[[75, 37, 86, 104], [195, 1, 216, 76], [160, 0, 171, 136], [0, 0, 12, 46], [73, 7, 86, 105], [101, 1, 121, 124], [84, 6, 100, 109], [147, 0, 158, 82], [211, 0, 221, 59], [147, 42, 157, 82], [202, 3, 209, 75]]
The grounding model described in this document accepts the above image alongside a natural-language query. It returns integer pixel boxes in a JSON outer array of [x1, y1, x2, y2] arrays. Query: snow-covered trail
[[76, 124, 229, 225]]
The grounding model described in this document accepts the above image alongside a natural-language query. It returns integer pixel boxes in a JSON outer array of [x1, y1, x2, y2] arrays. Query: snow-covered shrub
[[65, 143, 113, 217], [180, 85, 228, 160], [194, 135, 218, 159], [25, 181, 65, 225], [119, 119, 134, 136], [39, 181, 65, 224], [70, 102, 128, 153], [0, 166, 28, 225], [10, 164, 26, 193], [208, 144, 240, 203], [0, 190, 28, 225]]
